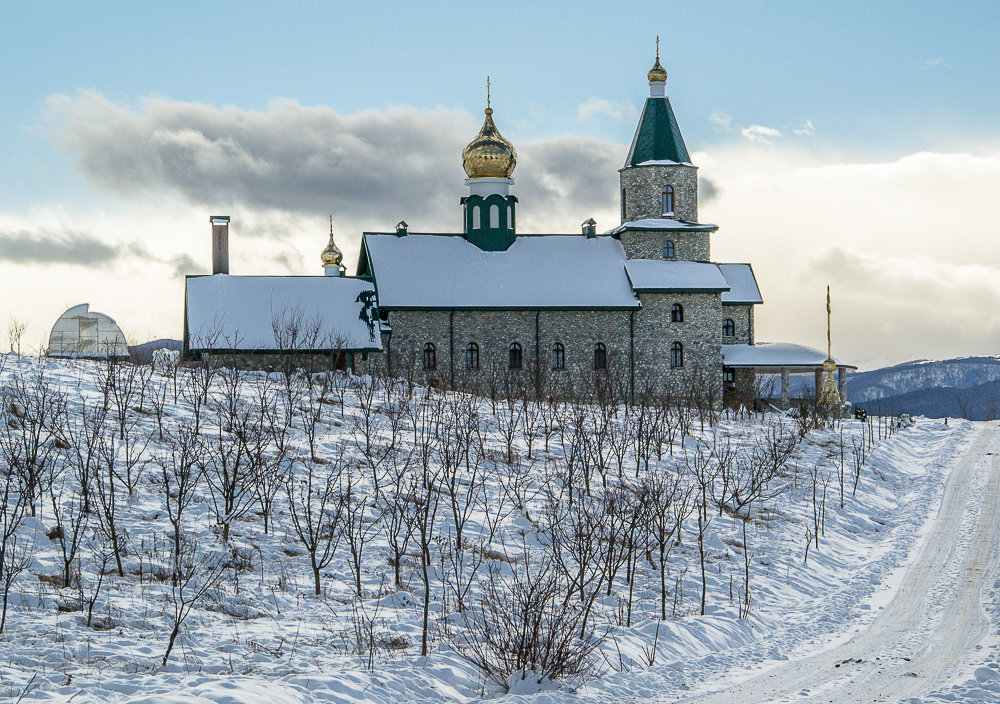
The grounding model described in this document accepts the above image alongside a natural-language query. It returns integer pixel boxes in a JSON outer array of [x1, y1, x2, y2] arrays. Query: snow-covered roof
[[625, 260, 730, 292], [723, 343, 856, 370], [185, 275, 381, 351], [635, 159, 695, 167], [718, 263, 763, 305], [362, 234, 641, 309], [609, 218, 718, 234]]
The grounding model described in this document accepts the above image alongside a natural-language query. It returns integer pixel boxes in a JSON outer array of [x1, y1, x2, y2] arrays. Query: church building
[[184, 49, 853, 407]]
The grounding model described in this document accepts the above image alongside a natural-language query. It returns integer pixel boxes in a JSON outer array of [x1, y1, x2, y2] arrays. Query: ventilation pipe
[[210, 216, 230, 275]]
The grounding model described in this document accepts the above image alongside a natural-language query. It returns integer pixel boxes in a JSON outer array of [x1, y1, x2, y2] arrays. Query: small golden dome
[[648, 35, 667, 82], [462, 107, 517, 179], [822, 357, 838, 373], [321, 214, 343, 267]]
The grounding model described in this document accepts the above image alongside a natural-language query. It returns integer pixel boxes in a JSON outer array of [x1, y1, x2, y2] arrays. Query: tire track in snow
[[669, 423, 1000, 704]]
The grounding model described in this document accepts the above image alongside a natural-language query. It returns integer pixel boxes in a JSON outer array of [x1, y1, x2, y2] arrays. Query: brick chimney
[[210, 216, 230, 275]]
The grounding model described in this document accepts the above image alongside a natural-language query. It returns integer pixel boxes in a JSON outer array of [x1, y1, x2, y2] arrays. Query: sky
[[2, 1, 999, 369]]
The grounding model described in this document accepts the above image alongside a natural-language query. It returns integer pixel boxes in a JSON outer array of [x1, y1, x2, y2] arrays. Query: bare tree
[[285, 452, 346, 596], [0, 468, 31, 633], [155, 425, 204, 577], [161, 535, 225, 666]]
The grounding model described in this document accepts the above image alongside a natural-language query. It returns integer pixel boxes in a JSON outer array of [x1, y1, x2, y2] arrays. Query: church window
[[552, 343, 565, 370], [723, 318, 735, 337], [724, 369, 735, 385], [593, 343, 607, 371], [466, 342, 479, 370], [423, 343, 436, 370], [509, 342, 522, 370], [472, 205, 481, 230], [671, 342, 684, 368], [671, 303, 684, 323], [663, 240, 675, 259], [490, 204, 500, 228], [507, 205, 513, 230], [621, 188, 627, 220], [662, 185, 675, 215]]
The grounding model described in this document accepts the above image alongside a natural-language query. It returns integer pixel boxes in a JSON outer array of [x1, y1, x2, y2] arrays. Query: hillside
[[0, 353, 977, 702], [847, 356, 1000, 420]]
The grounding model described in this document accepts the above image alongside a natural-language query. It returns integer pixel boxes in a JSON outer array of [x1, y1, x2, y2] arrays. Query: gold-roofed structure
[[818, 285, 842, 406], [462, 77, 517, 179], [321, 214, 344, 267], [648, 36, 668, 83]]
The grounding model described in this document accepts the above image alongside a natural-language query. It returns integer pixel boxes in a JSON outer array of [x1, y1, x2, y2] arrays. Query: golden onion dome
[[648, 58, 668, 83], [462, 107, 517, 179], [321, 215, 343, 267]]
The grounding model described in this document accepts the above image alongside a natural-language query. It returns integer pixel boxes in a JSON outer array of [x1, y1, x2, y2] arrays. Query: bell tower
[[620, 40, 699, 224], [460, 78, 518, 251]]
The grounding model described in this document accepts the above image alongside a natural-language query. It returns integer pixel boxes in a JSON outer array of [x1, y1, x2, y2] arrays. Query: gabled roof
[[625, 97, 691, 167], [718, 263, 763, 305], [609, 218, 718, 234], [361, 233, 640, 310], [185, 275, 381, 352], [625, 260, 730, 292]]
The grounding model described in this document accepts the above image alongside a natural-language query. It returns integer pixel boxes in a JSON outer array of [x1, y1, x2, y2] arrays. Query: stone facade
[[618, 229, 711, 262], [620, 163, 698, 223], [385, 308, 635, 394], [722, 304, 754, 345], [632, 292, 722, 398]]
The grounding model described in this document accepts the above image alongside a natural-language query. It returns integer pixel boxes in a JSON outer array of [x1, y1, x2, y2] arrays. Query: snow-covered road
[[671, 423, 1000, 704]]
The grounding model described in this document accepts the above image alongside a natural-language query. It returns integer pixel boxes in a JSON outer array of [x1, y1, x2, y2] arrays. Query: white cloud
[[709, 112, 734, 131], [576, 97, 638, 122], [741, 124, 782, 143], [793, 119, 815, 136], [4, 92, 998, 369], [702, 145, 1000, 367]]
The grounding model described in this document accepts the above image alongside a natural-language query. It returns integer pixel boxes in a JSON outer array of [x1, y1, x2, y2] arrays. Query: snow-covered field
[[0, 353, 992, 703]]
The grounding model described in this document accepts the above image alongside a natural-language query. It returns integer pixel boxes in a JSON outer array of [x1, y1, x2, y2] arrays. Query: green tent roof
[[625, 97, 691, 167]]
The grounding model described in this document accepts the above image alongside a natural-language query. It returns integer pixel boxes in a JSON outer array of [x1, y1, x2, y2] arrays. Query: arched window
[[509, 342, 522, 370], [593, 343, 607, 371], [663, 240, 675, 259], [552, 343, 565, 370], [671, 342, 684, 369], [490, 204, 500, 228], [507, 205, 513, 229], [621, 188, 627, 220], [472, 205, 481, 230], [723, 318, 736, 337], [662, 185, 675, 215], [671, 303, 684, 323], [423, 343, 436, 370], [466, 342, 479, 370]]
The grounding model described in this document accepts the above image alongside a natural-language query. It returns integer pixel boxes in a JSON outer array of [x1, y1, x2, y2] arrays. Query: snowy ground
[[0, 354, 993, 703]]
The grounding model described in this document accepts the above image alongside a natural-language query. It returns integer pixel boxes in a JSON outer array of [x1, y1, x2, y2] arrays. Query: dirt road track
[[671, 424, 1000, 704]]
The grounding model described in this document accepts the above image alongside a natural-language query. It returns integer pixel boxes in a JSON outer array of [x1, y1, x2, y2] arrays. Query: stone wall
[[619, 163, 698, 223], [384, 309, 634, 395], [722, 304, 755, 345], [618, 229, 711, 262], [379, 295, 725, 406], [632, 291, 722, 400]]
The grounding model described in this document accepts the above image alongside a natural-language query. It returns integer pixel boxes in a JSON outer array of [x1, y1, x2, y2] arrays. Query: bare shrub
[[454, 550, 603, 692]]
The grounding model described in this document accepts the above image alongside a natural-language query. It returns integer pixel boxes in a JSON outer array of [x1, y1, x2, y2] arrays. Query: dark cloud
[[699, 176, 720, 204], [47, 92, 627, 231], [0, 228, 144, 265]]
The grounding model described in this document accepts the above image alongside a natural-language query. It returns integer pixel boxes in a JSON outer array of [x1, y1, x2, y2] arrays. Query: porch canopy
[[723, 342, 857, 408]]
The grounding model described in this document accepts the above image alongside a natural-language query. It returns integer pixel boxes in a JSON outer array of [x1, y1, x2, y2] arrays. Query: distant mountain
[[128, 338, 182, 364], [846, 356, 1000, 420]]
